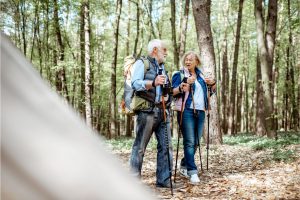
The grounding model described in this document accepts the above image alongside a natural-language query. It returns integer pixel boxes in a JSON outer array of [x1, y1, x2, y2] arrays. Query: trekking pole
[[190, 85, 203, 171], [174, 90, 185, 183], [206, 86, 211, 171], [162, 92, 173, 196]]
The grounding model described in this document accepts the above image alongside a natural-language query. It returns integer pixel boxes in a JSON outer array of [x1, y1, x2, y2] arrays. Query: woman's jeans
[[179, 108, 205, 175], [130, 107, 173, 186]]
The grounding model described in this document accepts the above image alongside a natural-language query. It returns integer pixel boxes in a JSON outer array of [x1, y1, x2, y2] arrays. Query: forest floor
[[106, 133, 300, 200]]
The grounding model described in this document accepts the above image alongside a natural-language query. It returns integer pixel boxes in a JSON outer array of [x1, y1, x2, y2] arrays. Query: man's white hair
[[147, 39, 162, 54]]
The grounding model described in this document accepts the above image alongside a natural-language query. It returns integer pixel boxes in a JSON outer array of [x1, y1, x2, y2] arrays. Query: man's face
[[156, 46, 168, 64]]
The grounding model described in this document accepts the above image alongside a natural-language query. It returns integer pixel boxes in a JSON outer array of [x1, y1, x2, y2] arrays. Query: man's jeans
[[130, 107, 173, 186], [180, 108, 205, 175]]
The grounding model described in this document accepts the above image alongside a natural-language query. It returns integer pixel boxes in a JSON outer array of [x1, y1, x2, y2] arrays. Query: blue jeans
[[179, 108, 205, 175], [130, 107, 173, 186]]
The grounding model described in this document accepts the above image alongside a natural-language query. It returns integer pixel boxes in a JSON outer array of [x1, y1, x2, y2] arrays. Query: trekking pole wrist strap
[[152, 79, 156, 87], [178, 84, 182, 93]]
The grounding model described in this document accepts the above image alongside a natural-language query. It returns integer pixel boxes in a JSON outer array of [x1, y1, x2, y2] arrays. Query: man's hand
[[154, 75, 166, 86]]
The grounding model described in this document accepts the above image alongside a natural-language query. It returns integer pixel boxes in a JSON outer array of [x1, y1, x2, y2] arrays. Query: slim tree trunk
[[178, 0, 190, 58], [236, 77, 243, 132], [192, 0, 222, 144], [82, 0, 92, 127], [228, 0, 244, 135], [126, 1, 131, 55], [125, 1, 132, 137], [133, 1, 139, 55], [221, 38, 228, 134], [148, 0, 157, 39], [254, 0, 276, 138], [110, 0, 122, 138], [30, 0, 39, 62], [287, 0, 298, 130], [80, 2, 86, 118], [20, 0, 27, 56], [53, 0, 69, 101], [170, 0, 179, 69]]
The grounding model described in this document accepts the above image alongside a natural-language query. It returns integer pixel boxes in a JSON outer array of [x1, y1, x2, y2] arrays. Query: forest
[[1, 0, 300, 199]]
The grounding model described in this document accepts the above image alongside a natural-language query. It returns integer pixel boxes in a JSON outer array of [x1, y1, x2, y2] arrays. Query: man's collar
[[147, 56, 156, 63], [147, 56, 164, 66]]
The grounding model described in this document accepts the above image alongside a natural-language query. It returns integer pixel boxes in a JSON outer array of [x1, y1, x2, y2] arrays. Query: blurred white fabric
[[1, 33, 156, 200]]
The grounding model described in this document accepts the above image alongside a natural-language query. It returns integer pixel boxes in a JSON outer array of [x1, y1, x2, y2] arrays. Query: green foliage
[[272, 149, 296, 162], [224, 132, 300, 161], [105, 136, 184, 151]]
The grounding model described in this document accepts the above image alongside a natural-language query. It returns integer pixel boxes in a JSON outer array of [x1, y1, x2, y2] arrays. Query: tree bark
[[20, 0, 27, 56], [80, 2, 86, 118], [192, 0, 222, 144], [255, 52, 267, 136], [221, 38, 228, 135], [110, 0, 122, 138], [178, 0, 190, 58], [82, 0, 92, 127], [254, 0, 276, 138], [228, 0, 244, 135], [133, 1, 139, 55], [287, 0, 298, 130], [170, 0, 179, 69], [53, 0, 69, 101]]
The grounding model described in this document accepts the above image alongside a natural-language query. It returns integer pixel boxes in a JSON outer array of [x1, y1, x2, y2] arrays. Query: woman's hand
[[187, 75, 196, 84], [204, 77, 216, 86], [180, 83, 190, 92]]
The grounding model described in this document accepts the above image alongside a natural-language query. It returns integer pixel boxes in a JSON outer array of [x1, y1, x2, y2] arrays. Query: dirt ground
[[112, 144, 300, 200]]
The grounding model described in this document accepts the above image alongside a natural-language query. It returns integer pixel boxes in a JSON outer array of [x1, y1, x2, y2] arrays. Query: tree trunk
[[126, 1, 131, 55], [266, 0, 278, 133], [221, 38, 228, 135], [192, 0, 222, 144], [148, 0, 157, 39], [80, 2, 86, 118], [125, 115, 132, 137], [255, 52, 267, 136], [20, 0, 27, 56], [254, 0, 276, 138], [228, 0, 244, 135], [236, 76, 243, 132], [30, 1, 40, 62], [53, 0, 69, 101], [110, 0, 122, 138], [133, 1, 139, 55], [170, 0, 179, 69], [287, 0, 298, 130], [178, 0, 190, 58], [82, 0, 92, 127]]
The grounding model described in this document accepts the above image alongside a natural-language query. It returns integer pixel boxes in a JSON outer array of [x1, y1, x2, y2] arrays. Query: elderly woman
[[172, 51, 216, 184]]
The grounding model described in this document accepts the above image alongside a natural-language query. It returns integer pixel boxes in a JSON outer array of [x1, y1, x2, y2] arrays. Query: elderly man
[[129, 39, 181, 189]]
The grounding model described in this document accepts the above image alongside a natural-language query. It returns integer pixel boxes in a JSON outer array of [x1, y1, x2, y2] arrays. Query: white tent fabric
[[1, 33, 156, 200]]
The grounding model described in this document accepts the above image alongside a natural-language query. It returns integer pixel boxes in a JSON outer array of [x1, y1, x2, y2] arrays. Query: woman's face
[[184, 54, 199, 71]]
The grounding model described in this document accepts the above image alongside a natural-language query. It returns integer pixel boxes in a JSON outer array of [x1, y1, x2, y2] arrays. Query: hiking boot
[[156, 181, 185, 189], [179, 167, 189, 178], [190, 174, 200, 184]]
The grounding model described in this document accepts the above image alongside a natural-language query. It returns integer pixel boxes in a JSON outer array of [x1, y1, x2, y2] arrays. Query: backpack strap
[[172, 70, 185, 82], [139, 56, 150, 76]]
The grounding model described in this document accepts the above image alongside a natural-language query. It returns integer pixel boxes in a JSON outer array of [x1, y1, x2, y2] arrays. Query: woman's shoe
[[190, 174, 200, 184]]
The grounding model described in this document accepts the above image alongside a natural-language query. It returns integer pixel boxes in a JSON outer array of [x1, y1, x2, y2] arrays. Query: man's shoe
[[190, 174, 200, 184], [179, 167, 189, 178], [156, 181, 185, 189]]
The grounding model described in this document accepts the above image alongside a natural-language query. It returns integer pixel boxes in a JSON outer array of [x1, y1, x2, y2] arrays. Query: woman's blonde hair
[[180, 51, 201, 68]]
